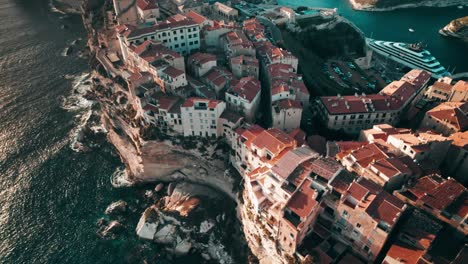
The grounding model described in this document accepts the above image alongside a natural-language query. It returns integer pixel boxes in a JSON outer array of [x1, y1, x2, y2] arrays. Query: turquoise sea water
[[279, 0, 468, 73]]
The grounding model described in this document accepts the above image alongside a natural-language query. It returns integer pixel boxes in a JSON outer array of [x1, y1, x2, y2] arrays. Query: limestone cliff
[[349, 0, 466, 11], [439, 16, 468, 42]]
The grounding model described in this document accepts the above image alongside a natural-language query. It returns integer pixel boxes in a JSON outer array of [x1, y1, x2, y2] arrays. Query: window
[[181, 43, 185, 46], [356, 223, 361, 228], [342, 210, 348, 217], [194, 40, 199, 45], [175, 44, 179, 48], [174, 37, 178, 41]]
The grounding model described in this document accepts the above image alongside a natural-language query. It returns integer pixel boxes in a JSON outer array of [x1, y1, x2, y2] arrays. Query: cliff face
[[350, 0, 466, 10], [287, 15, 366, 59], [440, 16, 468, 42]]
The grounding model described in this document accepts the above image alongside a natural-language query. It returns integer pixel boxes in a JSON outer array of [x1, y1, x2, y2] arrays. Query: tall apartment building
[[117, 14, 201, 56], [316, 70, 431, 134], [180, 98, 226, 138], [225, 77, 261, 122]]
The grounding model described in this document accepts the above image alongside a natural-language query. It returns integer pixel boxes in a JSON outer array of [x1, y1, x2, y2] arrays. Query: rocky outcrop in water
[[135, 182, 248, 262], [349, 0, 466, 11], [439, 16, 468, 42], [287, 14, 365, 59]]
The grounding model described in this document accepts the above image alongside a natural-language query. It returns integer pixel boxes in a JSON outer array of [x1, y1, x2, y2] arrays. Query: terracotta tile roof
[[449, 131, 468, 151], [333, 141, 369, 159], [343, 142, 393, 168], [143, 103, 158, 112], [420, 178, 465, 211], [185, 11, 208, 25], [188, 52, 216, 66], [125, 16, 198, 39], [286, 178, 318, 219], [219, 109, 243, 124], [431, 81, 453, 93], [274, 99, 302, 110], [137, 0, 158, 10], [181, 97, 223, 108], [271, 147, 317, 179], [162, 66, 184, 78], [203, 67, 234, 88], [330, 170, 356, 195], [320, 70, 430, 115], [426, 102, 468, 131], [400, 69, 431, 88], [369, 156, 414, 179], [152, 93, 182, 113], [366, 191, 405, 226], [452, 80, 468, 92], [251, 128, 296, 157], [230, 55, 258, 67], [385, 241, 426, 264], [310, 157, 342, 181], [289, 128, 306, 146], [130, 40, 181, 64], [228, 77, 260, 102]]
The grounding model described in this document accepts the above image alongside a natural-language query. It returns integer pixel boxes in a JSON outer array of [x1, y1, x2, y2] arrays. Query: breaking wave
[[110, 167, 133, 188]]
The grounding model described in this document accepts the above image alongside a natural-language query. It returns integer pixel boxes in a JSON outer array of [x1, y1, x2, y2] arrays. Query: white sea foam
[[48, 0, 66, 15], [111, 167, 133, 188], [61, 72, 94, 111]]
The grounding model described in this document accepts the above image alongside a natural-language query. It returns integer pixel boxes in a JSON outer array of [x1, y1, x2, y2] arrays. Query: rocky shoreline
[[52, 0, 82, 14], [348, 0, 466, 11]]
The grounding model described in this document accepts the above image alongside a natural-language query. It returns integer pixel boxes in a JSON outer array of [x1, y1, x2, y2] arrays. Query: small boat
[[408, 28, 415, 33], [457, 5, 463, 9]]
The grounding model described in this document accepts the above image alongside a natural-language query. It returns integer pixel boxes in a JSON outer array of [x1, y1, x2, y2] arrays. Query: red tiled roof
[[188, 52, 216, 66], [366, 191, 405, 226], [449, 131, 468, 151], [203, 67, 234, 88], [185, 11, 208, 25], [272, 147, 316, 179], [125, 16, 197, 39], [181, 97, 223, 108], [343, 142, 392, 168], [310, 157, 342, 181], [275, 99, 302, 110], [289, 128, 306, 146], [228, 77, 260, 102], [452, 80, 468, 92], [251, 128, 296, 157], [286, 178, 318, 219], [163, 66, 184, 78], [420, 178, 465, 211], [431, 81, 453, 93], [320, 70, 430, 115], [137, 0, 158, 10], [426, 102, 468, 131]]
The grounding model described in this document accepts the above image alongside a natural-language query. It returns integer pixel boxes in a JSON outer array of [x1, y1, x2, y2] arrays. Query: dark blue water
[[279, 0, 468, 73], [0, 0, 142, 263]]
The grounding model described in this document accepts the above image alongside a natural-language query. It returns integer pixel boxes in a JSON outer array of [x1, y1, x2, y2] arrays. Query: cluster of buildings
[[107, 1, 468, 263], [113, 0, 310, 138]]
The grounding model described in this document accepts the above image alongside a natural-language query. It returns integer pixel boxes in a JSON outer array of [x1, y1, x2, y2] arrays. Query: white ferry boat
[[366, 38, 451, 79]]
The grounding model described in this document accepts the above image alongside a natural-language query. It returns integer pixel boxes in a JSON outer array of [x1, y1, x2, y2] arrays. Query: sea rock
[[105, 200, 127, 215], [136, 207, 159, 241], [199, 220, 215, 234], [174, 238, 192, 256], [154, 224, 177, 244], [155, 183, 164, 192], [99, 220, 124, 239]]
